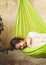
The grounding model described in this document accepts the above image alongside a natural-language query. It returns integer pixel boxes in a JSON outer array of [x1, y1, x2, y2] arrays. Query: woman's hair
[[10, 37, 24, 50]]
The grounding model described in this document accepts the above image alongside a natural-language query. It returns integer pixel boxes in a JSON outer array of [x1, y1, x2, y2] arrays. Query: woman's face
[[15, 40, 27, 49]]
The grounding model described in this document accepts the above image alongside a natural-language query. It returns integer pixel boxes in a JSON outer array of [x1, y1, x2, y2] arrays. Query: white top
[[27, 32, 46, 48]]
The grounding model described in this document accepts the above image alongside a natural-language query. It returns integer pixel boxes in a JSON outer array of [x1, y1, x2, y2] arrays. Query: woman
[[10, 32, 46, 50]]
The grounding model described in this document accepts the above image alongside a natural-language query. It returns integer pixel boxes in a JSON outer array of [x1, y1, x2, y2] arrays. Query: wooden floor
[[0, 50, 46, 65]]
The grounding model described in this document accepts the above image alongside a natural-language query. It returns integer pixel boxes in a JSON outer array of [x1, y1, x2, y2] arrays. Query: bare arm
[[25, 37, 32, 48]]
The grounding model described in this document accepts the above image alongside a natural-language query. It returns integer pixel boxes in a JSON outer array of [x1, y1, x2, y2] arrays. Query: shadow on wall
[[0, 15, 4, 34], [0, 0, 19, 46]]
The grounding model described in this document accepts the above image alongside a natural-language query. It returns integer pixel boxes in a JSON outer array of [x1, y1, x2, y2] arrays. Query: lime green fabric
[[22, 44, 46, 58], [14, 0, 46, 58], [15, 0, 46, 38]]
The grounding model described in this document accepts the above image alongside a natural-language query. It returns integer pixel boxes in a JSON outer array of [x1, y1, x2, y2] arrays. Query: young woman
[[10, 32, 46, 50]]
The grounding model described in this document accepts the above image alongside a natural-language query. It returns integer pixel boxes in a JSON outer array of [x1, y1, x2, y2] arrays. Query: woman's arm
[[25, 36, 32, 48]]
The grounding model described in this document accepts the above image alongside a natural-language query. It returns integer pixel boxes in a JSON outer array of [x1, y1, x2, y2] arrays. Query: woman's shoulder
[[27, 32, 40, 38], [28, 32, 39, 35]]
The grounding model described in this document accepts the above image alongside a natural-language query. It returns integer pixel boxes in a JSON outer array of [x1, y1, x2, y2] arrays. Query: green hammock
[[22, 44, 46, 58], [14, 0, 46, 58]]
